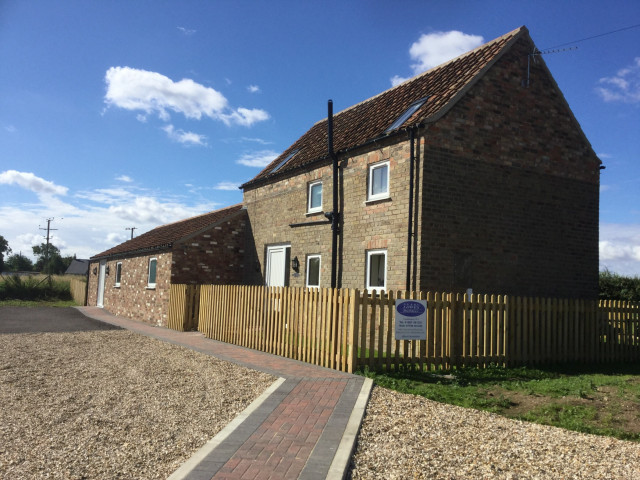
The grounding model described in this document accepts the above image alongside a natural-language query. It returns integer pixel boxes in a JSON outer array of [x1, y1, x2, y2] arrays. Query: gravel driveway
[[350, 386, 640, 479], [0, 307, 274, 479]]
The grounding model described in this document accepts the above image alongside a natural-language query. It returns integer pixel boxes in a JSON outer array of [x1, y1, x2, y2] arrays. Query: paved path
[[77, 307, 372, 480]]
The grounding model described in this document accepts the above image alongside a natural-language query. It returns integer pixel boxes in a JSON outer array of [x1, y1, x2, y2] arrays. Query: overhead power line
[[542, 23, 640, 51]]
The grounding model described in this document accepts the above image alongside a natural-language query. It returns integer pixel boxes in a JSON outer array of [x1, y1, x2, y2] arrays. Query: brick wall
[[171, 210, 248, 284], [243, 36, 599, 298], [86, 212, 249, 326], [243, 138, 414, 291], [87, 252, 171, 326], [418, 36, 600, 298]]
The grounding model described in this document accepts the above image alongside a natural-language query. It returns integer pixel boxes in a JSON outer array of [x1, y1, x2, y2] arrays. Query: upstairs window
[[306, 255, 321, 288], [366, 249, 387, 293], [308, 181, 323, 213], [114, 262, 122, 287], [368, 161, 390, 201], [147, 258, 157, 288]]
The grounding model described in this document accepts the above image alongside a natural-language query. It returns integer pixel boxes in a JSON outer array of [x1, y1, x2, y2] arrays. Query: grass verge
[[360, 363, 640, 442]]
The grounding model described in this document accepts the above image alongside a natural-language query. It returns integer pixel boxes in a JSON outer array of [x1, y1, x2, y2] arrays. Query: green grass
[[0, 299, 79, 307], [0, 274, 73, 302], [360, 363, 640, 442]]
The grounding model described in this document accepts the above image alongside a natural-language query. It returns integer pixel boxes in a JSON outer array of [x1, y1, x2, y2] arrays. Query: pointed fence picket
[[167, 284, 640, 373]]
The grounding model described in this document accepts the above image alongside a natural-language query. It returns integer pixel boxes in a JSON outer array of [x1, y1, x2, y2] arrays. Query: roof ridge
[[313, 26, 527, 125], [150, 203, 243, 230]]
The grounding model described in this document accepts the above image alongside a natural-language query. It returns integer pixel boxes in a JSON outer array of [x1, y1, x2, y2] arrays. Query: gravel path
[[350, 386, 640, 479], [0, 330, 274, 480]]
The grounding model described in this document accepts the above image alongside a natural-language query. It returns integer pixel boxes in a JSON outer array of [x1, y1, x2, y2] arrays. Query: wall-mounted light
[[291, 256, 300, 272], [105, 266, 110, 275], [92, 267, 97, 275]]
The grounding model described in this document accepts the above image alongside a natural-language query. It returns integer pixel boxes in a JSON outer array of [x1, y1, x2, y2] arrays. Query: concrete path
[[77, 307, 372, 480]]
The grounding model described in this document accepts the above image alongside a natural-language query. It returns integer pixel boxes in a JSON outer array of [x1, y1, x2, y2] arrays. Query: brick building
[[88, 26, 601, 327], [240, 26, 601, 298], [87, 204, 249, 326]]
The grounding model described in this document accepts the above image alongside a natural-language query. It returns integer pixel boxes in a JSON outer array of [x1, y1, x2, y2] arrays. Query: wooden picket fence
[[167, 284, 200, 331], [69, 278, 87, 306], [168, 285, 640, 373]]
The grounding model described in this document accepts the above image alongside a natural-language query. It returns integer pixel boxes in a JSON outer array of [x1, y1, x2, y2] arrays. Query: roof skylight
[[384, 96, 429, 133], [271, 149, 299, 173]]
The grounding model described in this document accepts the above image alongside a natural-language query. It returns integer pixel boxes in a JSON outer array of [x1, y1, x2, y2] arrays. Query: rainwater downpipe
[[328, 100, 339, 288], [406, 127, 416, 291]]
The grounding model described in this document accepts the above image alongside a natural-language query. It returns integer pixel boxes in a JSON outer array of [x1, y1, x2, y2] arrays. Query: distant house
[[65, 259, 89, 276], [87, 204, 250, 326], [240, 26, 601, 298]]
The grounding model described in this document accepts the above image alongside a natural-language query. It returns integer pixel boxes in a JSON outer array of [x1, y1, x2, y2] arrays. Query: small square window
[[308, 181, 323, 213], [147, 258, 157, 288], [366, 249, 387, 292], [368, 161, 389, 201], [114, 262, 122, 287], [306, 255, 321, 288]]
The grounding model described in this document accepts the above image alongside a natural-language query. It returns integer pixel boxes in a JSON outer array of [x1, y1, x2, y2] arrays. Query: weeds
[[0, 275, 72, 302]]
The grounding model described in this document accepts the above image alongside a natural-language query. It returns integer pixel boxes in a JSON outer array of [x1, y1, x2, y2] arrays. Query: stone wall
[[87, 252, 172, 326]]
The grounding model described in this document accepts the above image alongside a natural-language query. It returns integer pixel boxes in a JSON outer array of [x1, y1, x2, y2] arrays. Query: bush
[[599, 270, 640, 302], [0, 275, 72, 301]]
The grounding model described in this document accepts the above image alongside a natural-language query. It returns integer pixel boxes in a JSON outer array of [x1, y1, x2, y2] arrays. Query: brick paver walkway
[[77, 307, 370, 480]]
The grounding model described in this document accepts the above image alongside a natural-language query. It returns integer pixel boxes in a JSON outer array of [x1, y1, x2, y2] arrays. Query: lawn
[[360, 363, 640, 442]]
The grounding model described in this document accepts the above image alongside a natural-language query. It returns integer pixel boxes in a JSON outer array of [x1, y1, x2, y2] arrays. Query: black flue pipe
[[406, 128, 415, 291], [328, 100, 339, 288]]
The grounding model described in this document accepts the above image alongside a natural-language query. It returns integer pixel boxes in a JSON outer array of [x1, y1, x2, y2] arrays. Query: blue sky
[[1, 0, 639, 276]]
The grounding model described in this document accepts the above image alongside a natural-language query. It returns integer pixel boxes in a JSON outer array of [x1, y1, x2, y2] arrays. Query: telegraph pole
[[39, 218, 58, 272], [38, 217, 58, 282], [126, 227, 137, 240]]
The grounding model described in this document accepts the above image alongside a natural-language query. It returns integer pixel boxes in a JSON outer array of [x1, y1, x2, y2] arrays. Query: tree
[[32, 243, 65, 274], [0, 235, 11, 272], [5, 253, 34, 272]]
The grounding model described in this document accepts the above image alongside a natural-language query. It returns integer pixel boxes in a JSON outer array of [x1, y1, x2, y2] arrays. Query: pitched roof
[[242, 26, 527, 188], [65, 258, 89, 275], [90, 203, 244, 259]]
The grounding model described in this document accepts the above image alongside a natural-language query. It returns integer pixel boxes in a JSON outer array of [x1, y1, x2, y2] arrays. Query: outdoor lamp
[[291, 256, 300, 272], [92, 267, 97, 275], [105, 266, 110, 275]]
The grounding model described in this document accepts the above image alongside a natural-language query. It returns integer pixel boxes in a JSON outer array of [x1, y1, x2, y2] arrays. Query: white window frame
[[367, 161, 390, 201], [307, 180, 323, 213], [114, 262, 122, 287], [306, 254, 321, 288], [147, 257, 157, 289], [366, 249, 387, 293]]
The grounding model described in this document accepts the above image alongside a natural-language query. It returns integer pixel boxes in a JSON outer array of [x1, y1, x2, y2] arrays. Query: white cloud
[[596, 57, 640, 103], [4, 125, 17, 133], [104, 66, 270, 127], [237, 150, 279, 167], [599, 223, 640, 276], [0, 170, 68, 197], [247, 85, 261, 93], [391, 30, 484, 85], [116, 175, 133, 183], [162, 124, 207, 146], [220, 107, 270, 127], [0, 171, 222, 262], [177, 26, 196, 36], [391, 75, 409, 87], [214, 182, 240, 191]]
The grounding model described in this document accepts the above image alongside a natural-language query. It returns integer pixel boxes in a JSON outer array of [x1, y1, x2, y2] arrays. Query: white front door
[[265, 245, 289, 287], [96, 260, 106, 307]]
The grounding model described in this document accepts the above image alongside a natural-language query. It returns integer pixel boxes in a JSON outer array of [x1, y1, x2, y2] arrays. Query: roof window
[[271, 149, 300, 173], [384, 97, 429, 133]]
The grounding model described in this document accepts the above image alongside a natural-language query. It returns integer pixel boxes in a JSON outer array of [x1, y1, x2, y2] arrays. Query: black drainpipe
[[327, 100, 339, 288], [406, 127, 416, 291]]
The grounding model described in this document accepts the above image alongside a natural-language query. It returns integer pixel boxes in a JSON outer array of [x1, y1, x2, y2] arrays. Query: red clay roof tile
[[243, 26, 526, 188], [91, 203, 244, 259]]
